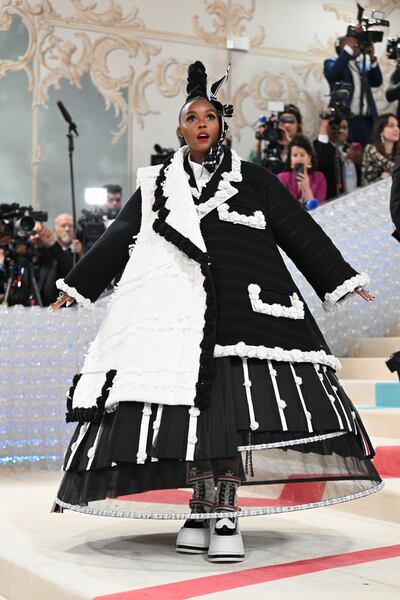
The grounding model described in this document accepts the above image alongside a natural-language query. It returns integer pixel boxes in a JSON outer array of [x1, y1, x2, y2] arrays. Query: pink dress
[[277, 170, 327, 205]]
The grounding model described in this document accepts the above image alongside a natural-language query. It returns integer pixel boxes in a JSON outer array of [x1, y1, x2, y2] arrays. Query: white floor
[[0, 470, 399, 600]]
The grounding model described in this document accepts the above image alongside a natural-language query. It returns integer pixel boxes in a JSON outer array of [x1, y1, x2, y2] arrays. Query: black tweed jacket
[[62, 148, 365, 364]]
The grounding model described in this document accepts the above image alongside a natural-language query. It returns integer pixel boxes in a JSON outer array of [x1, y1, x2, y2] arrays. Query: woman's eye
[[207, 114, 216, 120], [187, 115, 195, 122]]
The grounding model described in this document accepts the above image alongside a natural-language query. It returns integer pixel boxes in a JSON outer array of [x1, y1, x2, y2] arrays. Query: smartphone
[[294, 163, 304, 178]]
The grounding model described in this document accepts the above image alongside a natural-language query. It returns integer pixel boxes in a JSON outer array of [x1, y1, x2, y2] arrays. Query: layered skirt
[[53, 356, 382, 519]]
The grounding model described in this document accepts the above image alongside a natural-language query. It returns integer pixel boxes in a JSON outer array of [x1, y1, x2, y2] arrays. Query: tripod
[[2, 242, 43, 307]]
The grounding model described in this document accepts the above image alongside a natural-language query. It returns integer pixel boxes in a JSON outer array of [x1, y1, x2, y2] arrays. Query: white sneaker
[[176, 519, 210, 554], [207, 516, 245, 562]]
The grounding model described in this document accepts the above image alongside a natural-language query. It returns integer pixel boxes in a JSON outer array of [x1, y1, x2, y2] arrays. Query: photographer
[[385, 64, 400, 123], [362, 113, 399, 185], [102, 184, 122, 218], [278, 134, 327, 209], [314, 114, 362, 199], [27, 214, 83, 306], [324, 29, 383, 146], [249, 104, 302, 170]]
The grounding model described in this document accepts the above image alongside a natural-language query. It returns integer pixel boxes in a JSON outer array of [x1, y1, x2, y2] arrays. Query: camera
[[320, 83, 352, 136], [387, 37, 400, 61], [77, 209, 106, 252], [346, 3, 389, 49], [0, 203, 48, 306], [151, 144, 175, 166], [0, 203, 48, 241], [254, 101, 289, 174]]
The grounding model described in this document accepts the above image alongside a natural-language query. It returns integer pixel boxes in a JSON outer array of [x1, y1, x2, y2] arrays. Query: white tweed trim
[[323, 272, 370, 312], [217, 203, 266, 229], [54, 481, 383, 520], [248, 284, 305, 319], [56, 279, 93, 310], [214, 342, 341, 371], [238, 430, 346, 451], [196, 149, 243, 220]]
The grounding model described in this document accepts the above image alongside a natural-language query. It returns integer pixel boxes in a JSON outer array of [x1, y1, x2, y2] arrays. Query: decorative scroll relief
[[69, 0, 145, 27], [193, 0, 264, 48], [248, 284, 305, 320], [0, 0, 56, 90], [231, 72, 319, 142]]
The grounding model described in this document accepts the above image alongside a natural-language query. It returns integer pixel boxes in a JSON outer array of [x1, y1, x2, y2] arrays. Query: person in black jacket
[[50, 61, 381, 563], [385, 63, 400, 123], [314, 115, 362, 199]]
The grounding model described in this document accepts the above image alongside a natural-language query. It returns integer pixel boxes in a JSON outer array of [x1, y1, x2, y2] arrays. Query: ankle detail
[[215, 472, 241, 512]]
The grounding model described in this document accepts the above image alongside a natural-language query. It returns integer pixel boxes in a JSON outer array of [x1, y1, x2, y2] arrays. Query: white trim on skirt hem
[[54, 481, 384, 520]]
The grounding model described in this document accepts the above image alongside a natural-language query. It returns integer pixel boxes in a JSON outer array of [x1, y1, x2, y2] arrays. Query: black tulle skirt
[[53, 357, 382, 519]]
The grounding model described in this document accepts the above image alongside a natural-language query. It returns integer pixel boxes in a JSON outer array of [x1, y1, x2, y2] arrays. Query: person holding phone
[[278, 134, 327, 209]]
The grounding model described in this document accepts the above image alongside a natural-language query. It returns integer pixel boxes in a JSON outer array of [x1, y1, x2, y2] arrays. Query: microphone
[[57, 101, 79, 135]]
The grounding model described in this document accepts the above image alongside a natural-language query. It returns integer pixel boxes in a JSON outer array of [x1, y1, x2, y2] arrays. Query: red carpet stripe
[[93, 543, 400, 600]]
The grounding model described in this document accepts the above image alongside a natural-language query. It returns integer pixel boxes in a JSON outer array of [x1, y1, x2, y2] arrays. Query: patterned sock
[[187, 463, 215, 514]]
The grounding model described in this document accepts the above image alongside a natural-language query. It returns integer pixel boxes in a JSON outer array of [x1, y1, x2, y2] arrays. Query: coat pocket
[[217, 202, 266, 229], [248, 284, 305, 319]]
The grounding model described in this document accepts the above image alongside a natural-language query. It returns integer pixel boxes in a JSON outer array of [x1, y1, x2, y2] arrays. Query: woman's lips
[[197, 132, 209, 141]]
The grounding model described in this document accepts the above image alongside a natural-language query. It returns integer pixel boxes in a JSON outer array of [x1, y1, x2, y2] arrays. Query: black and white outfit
[[52, 141, 382, 521]]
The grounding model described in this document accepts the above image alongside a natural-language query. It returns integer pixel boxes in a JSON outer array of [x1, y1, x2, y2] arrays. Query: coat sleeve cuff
[[323, 272, 370, 312], [56, 279, 94, 310]]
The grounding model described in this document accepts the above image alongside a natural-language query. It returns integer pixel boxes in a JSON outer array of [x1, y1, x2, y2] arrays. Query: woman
[[249, 103, 302, 169], [278, 134, 327, 208], [51, 62, 381, 564], [362, 113, 400, 185]]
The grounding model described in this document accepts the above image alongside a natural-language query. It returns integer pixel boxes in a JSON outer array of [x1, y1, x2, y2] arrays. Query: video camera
[[255, 101, 291, 174], [387, 37, 400, 61], [77, 209, 106, 252], [346, 3, 389, 49], [0, 203, 48, 242], [0, 203, 48, 306], [151, 144, 175, 166], [319, 83, 352, 136]]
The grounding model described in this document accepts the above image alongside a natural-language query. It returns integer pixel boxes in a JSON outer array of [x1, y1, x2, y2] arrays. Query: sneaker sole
[[176, 544, 208, 554], [207, 553, 245, 563]]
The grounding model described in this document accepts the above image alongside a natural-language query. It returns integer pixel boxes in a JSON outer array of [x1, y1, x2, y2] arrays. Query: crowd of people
[[0, 184, 122, 306], [248, 28, 400, 210]]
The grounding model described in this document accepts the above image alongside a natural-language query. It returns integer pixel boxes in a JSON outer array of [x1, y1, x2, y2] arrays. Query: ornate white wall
[[1, 0, 400, 221]]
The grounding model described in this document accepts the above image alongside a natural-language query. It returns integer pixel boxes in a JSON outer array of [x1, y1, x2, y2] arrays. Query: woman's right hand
[[48, 292, 75, 312]]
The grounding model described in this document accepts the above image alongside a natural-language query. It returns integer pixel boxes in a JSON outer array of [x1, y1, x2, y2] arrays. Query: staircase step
[[340, 380, 376, 406], [339, 357, 397, 381], [341, 380, 400, 407], [358, 408, 400, 438], [376, 382, 400, 407], [332, 478, 400, 523], [350, 337, 400, 357]]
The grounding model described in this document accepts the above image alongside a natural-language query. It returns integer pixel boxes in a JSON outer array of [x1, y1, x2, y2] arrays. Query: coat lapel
[[195, 148, 242, 220]]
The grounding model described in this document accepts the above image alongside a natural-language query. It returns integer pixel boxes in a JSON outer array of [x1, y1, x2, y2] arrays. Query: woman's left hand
[[357, 288, 375, 301], [296, 171, 312, 194]]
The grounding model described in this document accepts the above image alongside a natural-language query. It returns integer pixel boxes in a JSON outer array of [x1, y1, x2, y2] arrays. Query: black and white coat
[[58, 146, 369, 426]]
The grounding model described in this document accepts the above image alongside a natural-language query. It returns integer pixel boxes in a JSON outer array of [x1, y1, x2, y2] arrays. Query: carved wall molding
[[231, 72, 319, 142], [193, 0, 264, 47]]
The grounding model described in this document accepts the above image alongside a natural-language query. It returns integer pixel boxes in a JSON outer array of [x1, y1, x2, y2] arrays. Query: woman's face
[[179, 98, 220, 156], [290, 145, 311, 168], [279, 113, 300, 140], [382, 116, 400, 144]]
